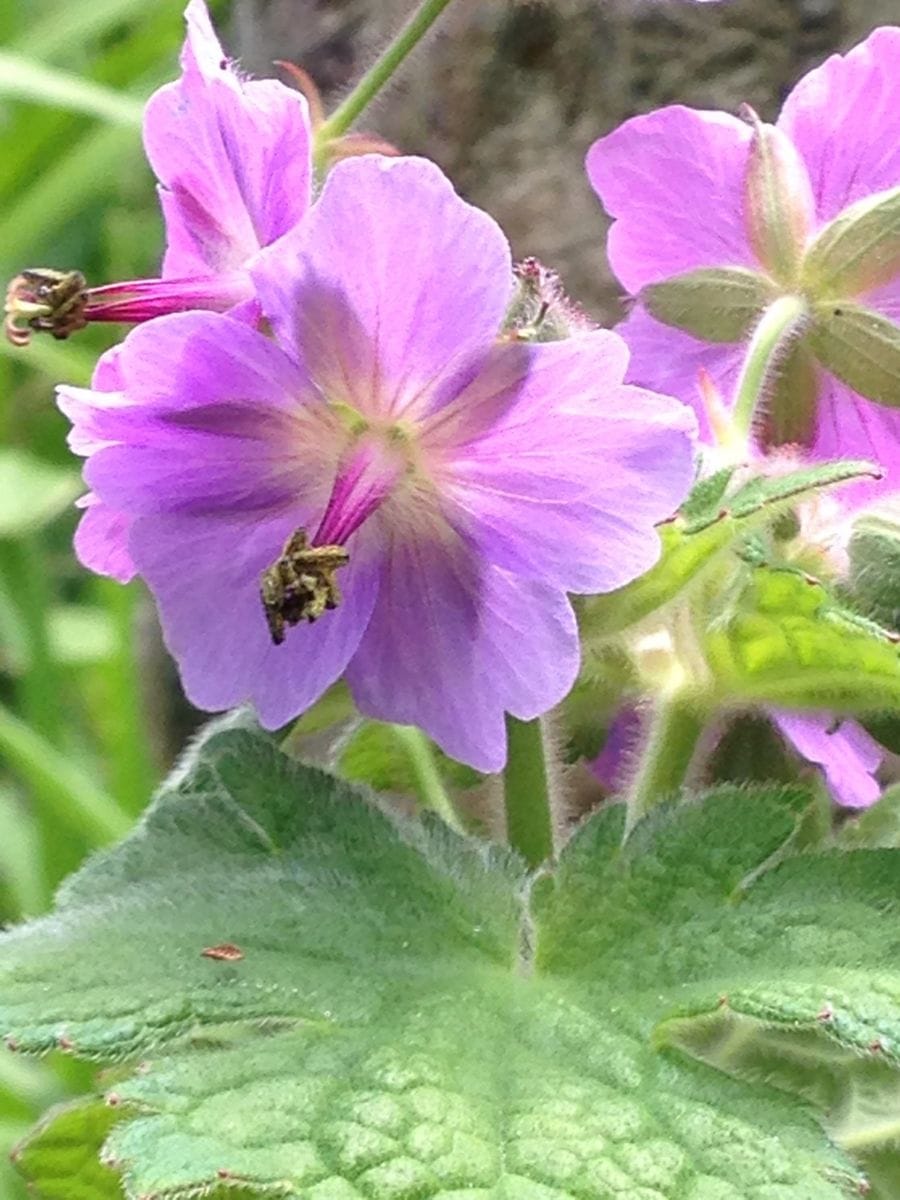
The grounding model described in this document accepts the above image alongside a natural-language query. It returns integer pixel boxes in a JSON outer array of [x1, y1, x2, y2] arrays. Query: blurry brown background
[[233, 0, 900, 324]]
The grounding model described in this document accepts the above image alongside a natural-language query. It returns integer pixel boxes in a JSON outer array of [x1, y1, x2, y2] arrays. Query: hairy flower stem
[[623, 697, 705, 841], [391, 725, 465, 833], [731, 295, 808, 443], [503, 716, 555, 869], [314, 0, 456, 162]]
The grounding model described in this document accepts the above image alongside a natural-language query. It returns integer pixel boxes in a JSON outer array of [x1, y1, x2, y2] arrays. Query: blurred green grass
[[0, 3, 225, 1192]]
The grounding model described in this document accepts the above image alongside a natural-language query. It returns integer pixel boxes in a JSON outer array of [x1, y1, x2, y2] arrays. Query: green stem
[[0, 702, 130, 847], [624, 696, 705, 840], [392, 725, 464, 833], [503, 716, 554, 869], [731, 295, 807, 441], [315, 0, 456, 156]]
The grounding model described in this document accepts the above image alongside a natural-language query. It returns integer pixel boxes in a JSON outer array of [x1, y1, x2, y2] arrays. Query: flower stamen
[[259, 528, 349, 645], [5, 269, 88, 346]]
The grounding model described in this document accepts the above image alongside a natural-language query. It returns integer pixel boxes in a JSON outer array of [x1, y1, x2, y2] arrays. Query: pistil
[[259, 435, 408, 645], [5, 269, 250, 346]]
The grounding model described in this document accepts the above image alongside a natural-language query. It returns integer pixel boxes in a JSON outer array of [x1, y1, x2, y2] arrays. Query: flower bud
[[502, 258, 594, 342], [741, 105, 814, 286]]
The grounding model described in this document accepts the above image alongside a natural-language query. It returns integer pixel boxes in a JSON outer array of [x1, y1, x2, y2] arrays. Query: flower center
[[259, 430, 411, 645]]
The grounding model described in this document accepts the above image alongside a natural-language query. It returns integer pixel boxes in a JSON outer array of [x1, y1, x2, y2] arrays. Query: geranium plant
[[5, 3, 900, 1198]]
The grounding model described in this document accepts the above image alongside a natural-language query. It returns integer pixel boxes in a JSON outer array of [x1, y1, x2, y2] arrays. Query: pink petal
[[130, 510, 379, 725], [777, 27, 900, 227], [427, 332, 697, 594], [771, 710, 884, 809], [69, 313, 338, 518], [810, 370, 900, 491], [345, 534, 579, 773], [73, 495, 136, 584], [586, 106, 755, 293], [251, 155, 513, 424], [143, 0, 311, 276], [614, 305, 746, 442]]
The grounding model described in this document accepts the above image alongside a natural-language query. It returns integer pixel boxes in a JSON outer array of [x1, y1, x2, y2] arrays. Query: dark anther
[[260, 528, 349, 645], [4, 269, 88, 346]]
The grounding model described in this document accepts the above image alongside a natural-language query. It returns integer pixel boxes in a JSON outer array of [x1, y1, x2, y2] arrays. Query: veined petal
[[613, 305, 746, 443], [427, 332, 697, 593], [252, 155, 513, 423], [57, 343, 128, 457], [345, 529, 579, 772], [777, 27, 900, 227], [143, 0, 311, 277], [130, 510, 378, 725], [114, 311, 312, 415], [809, 370, 900, 490], [586, 106, 755, 294], [771, 710, 884, 809], [63, 312, 340, 518], [73, 495, 136, 584]]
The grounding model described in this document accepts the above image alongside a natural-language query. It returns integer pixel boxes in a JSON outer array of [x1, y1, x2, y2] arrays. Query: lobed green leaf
[[7, 726, 900, 1196]]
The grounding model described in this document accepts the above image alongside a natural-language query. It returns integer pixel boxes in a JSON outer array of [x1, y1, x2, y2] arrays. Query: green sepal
[[8, 725, 898, 1198], [640, 266, 777, 342], [758, 341, 819, 447], [741, 114, 812, 284], [802, 186, 900, 298], [849, 521, 900, 630], [808, 301, 900, 408], [682, 457, 879, 534]]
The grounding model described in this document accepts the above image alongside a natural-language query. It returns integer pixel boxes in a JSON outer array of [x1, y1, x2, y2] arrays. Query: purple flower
[[5, 0, 311, 347], [770, 711, 884, 809], [59, 156, 696, 770], [144, 0, 310, 283], [586, 27, 900, 480]]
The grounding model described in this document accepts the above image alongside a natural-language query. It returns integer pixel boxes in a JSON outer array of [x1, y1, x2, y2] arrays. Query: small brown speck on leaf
[[201, 943, 245, 962]]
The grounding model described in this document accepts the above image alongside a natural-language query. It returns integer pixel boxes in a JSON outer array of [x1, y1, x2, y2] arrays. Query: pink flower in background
[[5, 0, 311, 344], [770, 711, 885, 809], [59, 156, 696, 770], [143, 0, 310, 285], [586, 27, 900, 481], [594, 706, 885, 809]]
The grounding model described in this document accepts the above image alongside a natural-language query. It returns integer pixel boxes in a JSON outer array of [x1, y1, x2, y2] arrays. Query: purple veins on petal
[[59, 154, 696, 770]]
